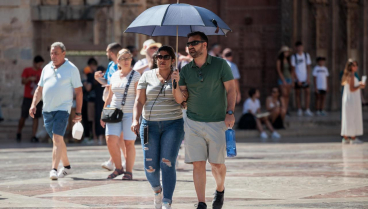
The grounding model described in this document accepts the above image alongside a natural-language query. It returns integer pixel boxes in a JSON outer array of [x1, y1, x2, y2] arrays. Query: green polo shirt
[[179, 55, 234, 122]]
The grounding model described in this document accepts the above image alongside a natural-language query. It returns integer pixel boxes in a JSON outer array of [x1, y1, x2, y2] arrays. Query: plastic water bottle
[[225, 128, 237, 157], [72, 122, 84, 140]]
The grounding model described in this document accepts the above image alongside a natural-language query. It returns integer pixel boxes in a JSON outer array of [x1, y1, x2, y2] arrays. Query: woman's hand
[[100, 119, 105, 128], [131, 120, 140, 135], [360, 82, 366, 89], [172, 70, 180, 84]]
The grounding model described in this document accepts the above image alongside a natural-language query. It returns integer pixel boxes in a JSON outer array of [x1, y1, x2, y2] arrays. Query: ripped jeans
[[140, 118, 184, 204]]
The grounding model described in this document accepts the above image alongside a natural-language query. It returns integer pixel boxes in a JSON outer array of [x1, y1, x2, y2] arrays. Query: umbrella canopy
[[124, 3, 232, 37]]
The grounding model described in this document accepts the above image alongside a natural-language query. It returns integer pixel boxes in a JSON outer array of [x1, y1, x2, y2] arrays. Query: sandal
[[107, 168, 124, 179], [122, 172, 133, 180]]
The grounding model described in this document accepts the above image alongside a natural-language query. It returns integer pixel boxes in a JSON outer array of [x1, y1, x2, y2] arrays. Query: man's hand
[[29, 106, 37, 118], [94, 71, 104, 79], [29, 76, 37, 82], [172, 69, 180, 84], [100, 119, 105, 128], [225, 114, 235, 128], [236, 93, 241, 104], [131, 120, 140, 135], [73, 115, 82, 123]]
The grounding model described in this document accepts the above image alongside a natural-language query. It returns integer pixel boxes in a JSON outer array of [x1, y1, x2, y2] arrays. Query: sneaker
[[260, 132, 268, 139], [58, 167, 72, 178], [50, 170, 58, 180], [316, 111, 321, 116], [154, 191, 162, 209], [271, 131, 281, 139], [350, 138, 364, 144], [342, 138, 350, 144], [320, 110, 327, 116], [212, 190, 224, 209], [101, 160, 114, 171], [31, 136, 39, 143], [16, 133, 21, 143], [297, 109, 303, 116], [162, 202, 172, 209], [304, 109, 314, 116], [196, 202, 207, 209]]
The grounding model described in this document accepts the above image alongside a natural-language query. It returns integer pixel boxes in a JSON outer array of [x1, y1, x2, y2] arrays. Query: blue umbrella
[[124, 1, 232, 87]]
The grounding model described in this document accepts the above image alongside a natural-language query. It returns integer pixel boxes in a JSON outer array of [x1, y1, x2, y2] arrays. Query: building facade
[[0, 0, 367, 120]]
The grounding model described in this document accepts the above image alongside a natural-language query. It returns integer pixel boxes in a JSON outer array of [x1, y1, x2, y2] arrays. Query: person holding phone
[[131, 46, 184, 209], [341, 59, 366, 144]]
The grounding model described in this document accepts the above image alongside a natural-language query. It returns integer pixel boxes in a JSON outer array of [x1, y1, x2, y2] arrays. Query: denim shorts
[[43, 111, 70, 138], [106, 113, 136, 140], [278, 78, 293, 85]]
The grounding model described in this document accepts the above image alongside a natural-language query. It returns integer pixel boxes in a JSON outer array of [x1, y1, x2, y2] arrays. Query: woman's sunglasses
[[156, 55, 171, 60], [186, 40, 205, 47]]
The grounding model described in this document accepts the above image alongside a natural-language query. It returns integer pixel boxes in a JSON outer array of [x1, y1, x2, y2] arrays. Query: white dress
[[341, 77, 363, 136]]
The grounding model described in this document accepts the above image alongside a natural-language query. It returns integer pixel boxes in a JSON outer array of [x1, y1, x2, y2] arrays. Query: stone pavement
[[0, 141, 368, 209]]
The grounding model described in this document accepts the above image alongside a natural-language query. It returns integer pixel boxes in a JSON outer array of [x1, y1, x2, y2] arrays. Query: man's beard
[[189, 45, 203, 58]]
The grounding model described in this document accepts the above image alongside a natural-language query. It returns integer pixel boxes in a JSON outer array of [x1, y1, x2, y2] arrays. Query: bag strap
[[121, 70, 135, 106]]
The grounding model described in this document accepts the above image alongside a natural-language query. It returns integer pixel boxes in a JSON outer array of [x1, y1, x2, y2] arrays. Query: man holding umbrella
[[173, 31, 236, 209]]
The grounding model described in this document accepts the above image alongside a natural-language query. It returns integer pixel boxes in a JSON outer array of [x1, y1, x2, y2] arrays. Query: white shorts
[[105, 113, 136, 140]]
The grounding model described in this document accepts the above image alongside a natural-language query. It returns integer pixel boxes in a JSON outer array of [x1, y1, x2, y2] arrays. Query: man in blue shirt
[[222, 48, 242, 104], [29, 42, 83, 180]]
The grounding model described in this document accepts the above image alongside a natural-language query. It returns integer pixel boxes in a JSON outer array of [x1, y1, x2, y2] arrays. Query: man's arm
[[307, 65, 311, 84], [29, 86, 43, 118], [94, 71, 107, 85], [235, 79, 241, 104], [224, 80, 236, 128], [74, 87, 83, 122]]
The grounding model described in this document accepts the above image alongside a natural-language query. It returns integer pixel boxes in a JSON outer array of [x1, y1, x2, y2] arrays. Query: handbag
[[101, 70, 135, 123]]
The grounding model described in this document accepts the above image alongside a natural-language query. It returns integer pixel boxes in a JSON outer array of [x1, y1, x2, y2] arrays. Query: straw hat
[[278, 46, 292, 55], [140, 39, 162, 55]]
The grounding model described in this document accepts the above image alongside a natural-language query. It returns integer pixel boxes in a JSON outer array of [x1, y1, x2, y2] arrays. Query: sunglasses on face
[[186, 40, 205, 47], [156, 55, 171, 60]]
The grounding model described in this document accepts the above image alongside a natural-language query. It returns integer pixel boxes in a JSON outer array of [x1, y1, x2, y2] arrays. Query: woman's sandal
[[122, 172, 133, 180], [107, 168, 124, 179]]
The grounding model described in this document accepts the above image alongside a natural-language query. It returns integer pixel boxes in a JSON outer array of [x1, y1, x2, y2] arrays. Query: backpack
[[293, 52, 308, 66]]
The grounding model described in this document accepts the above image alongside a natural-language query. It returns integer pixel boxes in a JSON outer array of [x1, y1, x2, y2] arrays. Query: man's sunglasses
[[186, 40, 206, 47], [156, 55, 171, 60]]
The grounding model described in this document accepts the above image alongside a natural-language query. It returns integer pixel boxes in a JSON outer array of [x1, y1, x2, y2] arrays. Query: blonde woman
[[100, 49, 141, 179], [341, 59, 366, 144]]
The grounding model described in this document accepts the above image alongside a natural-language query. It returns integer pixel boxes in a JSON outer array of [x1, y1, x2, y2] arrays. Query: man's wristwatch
[[226, 110, 234, 115], [75, 113, 82, 116]]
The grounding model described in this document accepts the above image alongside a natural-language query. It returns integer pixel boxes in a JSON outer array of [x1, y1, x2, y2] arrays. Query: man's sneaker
[[31, 136, 39, 143], [58, 167, 72, 178], [271, 131, 281, 139], [50, 170, 58, 180], [297, 109, 303, 116], [342, 138, 350, 144], [212, 190, 224, 209], [196, 202, 207, 209], [154, 192, 162, 209], [320, 110, 327, 116], [16, 133, 21, 143], [304, 109, 314, 116], [101, 160, 114, 171], [260, 132, 268, 139], [350, 138, 364, 144], [162, 202, 172, 209]]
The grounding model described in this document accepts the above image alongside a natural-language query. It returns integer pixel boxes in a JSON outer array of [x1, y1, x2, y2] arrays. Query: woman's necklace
[[157, 69, 172, 83]]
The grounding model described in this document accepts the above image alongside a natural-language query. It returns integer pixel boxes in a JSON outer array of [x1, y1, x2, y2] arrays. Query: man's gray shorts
[[184, 117, 227, 164]]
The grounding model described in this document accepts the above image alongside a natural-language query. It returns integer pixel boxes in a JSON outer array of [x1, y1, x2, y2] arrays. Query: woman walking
[[341, 59, 366, 144], [131, 46, 184, 209], [100, 49, 141, 179], [276, 46, 293, 114]]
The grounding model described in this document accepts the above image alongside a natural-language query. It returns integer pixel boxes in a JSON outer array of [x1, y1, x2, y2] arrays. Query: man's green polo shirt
[[179, 55, 234, 122]]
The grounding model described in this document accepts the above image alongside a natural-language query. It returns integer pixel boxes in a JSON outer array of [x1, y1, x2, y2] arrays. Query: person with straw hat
[[276, 45, 293, 114], [133, 39, 162, 75]]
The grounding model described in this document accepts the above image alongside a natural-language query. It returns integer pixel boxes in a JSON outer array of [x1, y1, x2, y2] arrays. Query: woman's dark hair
[[33, 55, 44, 63], [277, 51, 291, 74], [151, 45, 176, 69], [248, 88, 257, 97], [151, 51, 158, 69]]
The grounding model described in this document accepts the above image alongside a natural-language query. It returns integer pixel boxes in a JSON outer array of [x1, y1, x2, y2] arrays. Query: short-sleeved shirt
[[179, 55, 234, 122], [225, 60, 240, 80], [38, 59, 83, 113], [109, 70, 141, 113], [313, 65, 329, 90], [291, 52, 311, 82], [137, 69, 182, 121], [243, 98, 260, 114], [133, 58, 150, 74], [21, 67, 42, 98], [104, 61, 118, 84]]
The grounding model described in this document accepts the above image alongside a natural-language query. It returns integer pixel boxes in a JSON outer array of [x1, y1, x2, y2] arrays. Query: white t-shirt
[[312, 65, 329, 90], [109, 70, 141, 113], [291, 53, 311, 82], [226, 60, 240, 80], [133, 58, 150, 74], [243, 98, 260, 114]]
